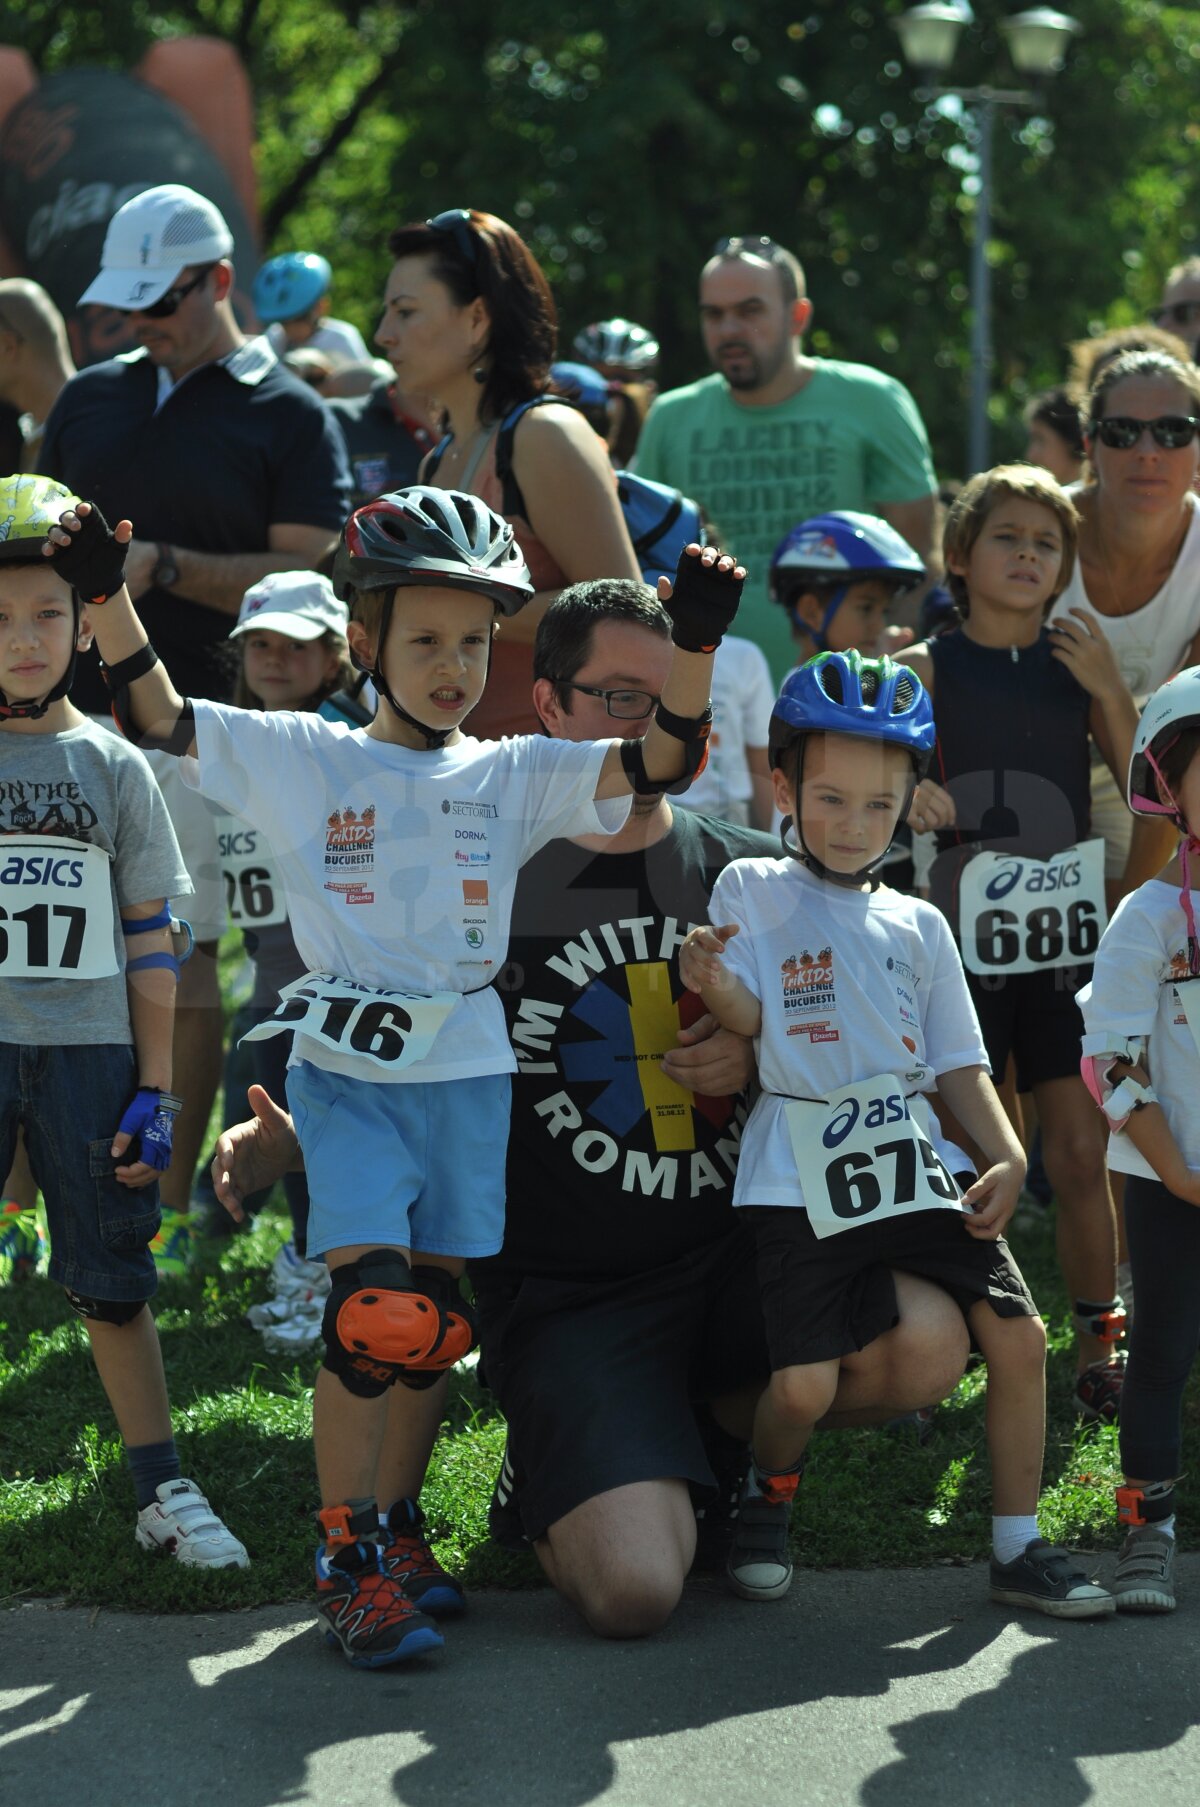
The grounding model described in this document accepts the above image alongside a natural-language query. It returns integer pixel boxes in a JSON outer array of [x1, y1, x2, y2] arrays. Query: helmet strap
[[813, 583, 848, 654]]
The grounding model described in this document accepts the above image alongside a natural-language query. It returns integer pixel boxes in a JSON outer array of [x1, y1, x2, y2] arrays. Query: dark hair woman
[[375, 209, 640, 736]]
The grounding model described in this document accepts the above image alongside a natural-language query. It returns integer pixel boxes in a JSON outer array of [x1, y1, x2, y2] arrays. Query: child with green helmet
[[681, 646, 1114, 1620], [0, 473, 247, 1572]]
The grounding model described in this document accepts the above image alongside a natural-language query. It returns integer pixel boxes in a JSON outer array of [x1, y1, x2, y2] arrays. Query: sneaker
[[1113, 1527, 1176, 1612], [149, 1209, 198, 1277], [726, 1480, 794, 1602], [488, 1438, 530, 1552], [1075, 1352, 1126, 1424], [271, 1241, 330, 1302], [135, 1479, 250, 1569], [380, 1498, 466, 1615], [316, 1538, 443, 1667], [260, 1307, 325, 1355], [989, 1538, 1114, 1618], [0, 1200, 46, 1281]]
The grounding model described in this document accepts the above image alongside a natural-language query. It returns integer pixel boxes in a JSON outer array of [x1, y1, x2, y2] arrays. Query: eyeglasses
[[426, 209, 484, 287], [1090, 414, 1200, 451], [1150, 300, 1200, 329], [123, 265, 214, 320], [554, 680, 659, 720]]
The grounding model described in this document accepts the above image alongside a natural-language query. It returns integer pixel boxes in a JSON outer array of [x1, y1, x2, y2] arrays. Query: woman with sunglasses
[[1049, 350, 1200, 905], [375, 210, 640, 737]]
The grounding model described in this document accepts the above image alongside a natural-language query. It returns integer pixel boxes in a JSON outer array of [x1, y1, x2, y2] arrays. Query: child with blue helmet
[[769, 510, 924, 663], [681, 648, 1114, 1619]]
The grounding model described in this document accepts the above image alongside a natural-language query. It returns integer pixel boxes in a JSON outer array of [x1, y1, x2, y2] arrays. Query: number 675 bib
[[243, 970, 458, 1076], [784, 1074, 967, 1240], [960, 839, 1106, 977]]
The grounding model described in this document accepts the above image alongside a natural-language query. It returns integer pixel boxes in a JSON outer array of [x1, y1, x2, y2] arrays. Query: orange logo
[[462, 879, 489, 906]]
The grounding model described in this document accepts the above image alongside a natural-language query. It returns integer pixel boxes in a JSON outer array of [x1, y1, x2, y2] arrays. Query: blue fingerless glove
[[115, 1089, 183, 1171]]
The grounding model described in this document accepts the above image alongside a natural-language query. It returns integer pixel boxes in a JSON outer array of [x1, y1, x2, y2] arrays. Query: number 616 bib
[[784, 1074, 967, 1240], [959, 839, 1106, 977], [243, 970, 458, 1076]]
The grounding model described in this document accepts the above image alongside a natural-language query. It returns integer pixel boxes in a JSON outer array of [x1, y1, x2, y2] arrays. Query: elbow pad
[[619, 703, 712, 796], [102, 644, 194, 754], [1080, 1040, 1157, 1131]]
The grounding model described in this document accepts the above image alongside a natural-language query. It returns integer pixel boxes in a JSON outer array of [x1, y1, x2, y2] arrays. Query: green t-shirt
[[635, 362, 936, 681]]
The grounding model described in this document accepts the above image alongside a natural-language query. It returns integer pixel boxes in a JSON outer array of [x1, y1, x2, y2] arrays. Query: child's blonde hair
[[943, 463, 1079, 619]]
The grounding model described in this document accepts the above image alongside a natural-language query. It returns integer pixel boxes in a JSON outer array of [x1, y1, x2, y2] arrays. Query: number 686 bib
[[784, 1074, 967, 1240], [959, 839, 1106, 977]]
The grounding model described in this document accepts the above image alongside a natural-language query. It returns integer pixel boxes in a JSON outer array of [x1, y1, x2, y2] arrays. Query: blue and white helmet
[[771, 512, 925, 600], [253, 252, 332, 324], [768, 650, 935, 778]]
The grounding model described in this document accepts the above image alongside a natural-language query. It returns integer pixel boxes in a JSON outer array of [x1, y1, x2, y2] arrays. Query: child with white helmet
[[681, 649, 1114, 1619], [1079, 665, 1200, 1611]]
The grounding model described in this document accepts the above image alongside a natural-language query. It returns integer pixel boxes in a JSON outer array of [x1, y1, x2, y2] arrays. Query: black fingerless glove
[[50, 503, 128, 605], [661, 547, 744, 654]]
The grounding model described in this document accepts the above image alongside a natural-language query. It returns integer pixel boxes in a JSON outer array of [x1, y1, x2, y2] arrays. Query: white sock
[[993, 1514, 1039, 1565]]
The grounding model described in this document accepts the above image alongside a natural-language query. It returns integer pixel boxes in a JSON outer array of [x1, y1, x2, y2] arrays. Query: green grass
[[2, 1192, 1194, 1613]]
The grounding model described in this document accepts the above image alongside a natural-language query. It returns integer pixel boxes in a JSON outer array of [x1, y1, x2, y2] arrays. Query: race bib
[[215, 813, 287, 929], [242, 970, 458, 1075], [784, 1073, 967, 1240], [0, 836, 117, 980], [959, 840, 1106, 976]]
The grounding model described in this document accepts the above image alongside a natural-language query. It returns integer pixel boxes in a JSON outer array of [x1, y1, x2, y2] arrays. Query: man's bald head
[[0, 279, 71, 363]]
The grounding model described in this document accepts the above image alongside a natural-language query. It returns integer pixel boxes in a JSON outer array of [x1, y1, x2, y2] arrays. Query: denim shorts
[[286, 1059, 510, 1260], [0, 1042, 160, 1301]]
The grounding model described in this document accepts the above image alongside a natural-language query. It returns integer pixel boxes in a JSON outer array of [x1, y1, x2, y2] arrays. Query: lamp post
[[893, 5, 1082, 473]]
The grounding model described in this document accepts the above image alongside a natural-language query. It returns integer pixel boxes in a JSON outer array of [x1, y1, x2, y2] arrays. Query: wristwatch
[[152, 542, 180, 589]]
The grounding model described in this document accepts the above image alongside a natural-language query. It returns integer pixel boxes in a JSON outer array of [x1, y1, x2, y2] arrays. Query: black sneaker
[[380, 1497, 466, 1616], [989, 1538, 1114, 1619], [690, 1410, 750, 1574], [725, 1480, 794, 1602]]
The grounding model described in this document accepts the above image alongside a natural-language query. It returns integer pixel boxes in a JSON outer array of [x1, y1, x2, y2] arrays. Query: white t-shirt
[[267, 318, 370, 367], [711, 857, 988, 1208], [183, 703, 629, 1081], [677, 635, 775, 818], [1078, 877, 1200, 1181]]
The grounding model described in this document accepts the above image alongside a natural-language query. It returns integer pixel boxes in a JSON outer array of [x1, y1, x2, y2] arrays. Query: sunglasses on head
[[1090, 414, 1200, 450], [426, 209, 485, 286], [125, 265, 214, 320]]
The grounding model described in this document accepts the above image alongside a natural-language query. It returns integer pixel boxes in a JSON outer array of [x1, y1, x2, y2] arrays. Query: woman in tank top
[[374, 210, 639, 738], [1049, 350, 1200, 902]]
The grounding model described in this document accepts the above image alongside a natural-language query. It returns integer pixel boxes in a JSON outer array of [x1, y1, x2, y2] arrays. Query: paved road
[[3, 1562, 1198, 1806]]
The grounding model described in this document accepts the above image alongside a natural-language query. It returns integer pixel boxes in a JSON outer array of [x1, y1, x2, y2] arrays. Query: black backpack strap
[[494, 394, 559, 521], [631, 485, 683, 558], [423, 433, 452, 480]]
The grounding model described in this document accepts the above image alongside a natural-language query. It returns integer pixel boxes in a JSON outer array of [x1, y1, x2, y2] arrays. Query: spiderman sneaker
[[380, 1498, 466, 1616], [315, 1505, 443, 1668]]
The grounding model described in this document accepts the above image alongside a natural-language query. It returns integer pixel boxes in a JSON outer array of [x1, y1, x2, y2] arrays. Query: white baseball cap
[[230, 572, 349, 643], [79, 184, 234, 310]]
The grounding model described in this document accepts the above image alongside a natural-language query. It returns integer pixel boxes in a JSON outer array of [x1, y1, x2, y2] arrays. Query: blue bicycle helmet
[[253, 252, 332, 324], [770, 512, 925, 650]]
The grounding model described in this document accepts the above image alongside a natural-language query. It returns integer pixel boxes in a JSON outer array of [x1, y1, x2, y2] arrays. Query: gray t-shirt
[[0, 720, 191, 1046]]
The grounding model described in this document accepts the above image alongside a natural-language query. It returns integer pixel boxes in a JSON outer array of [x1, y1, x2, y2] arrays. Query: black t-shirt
[[928, 627, 1092, 935], [39, 344, 352, 710], [325, 380, 429, 507], [476, 807, 776, 1285]]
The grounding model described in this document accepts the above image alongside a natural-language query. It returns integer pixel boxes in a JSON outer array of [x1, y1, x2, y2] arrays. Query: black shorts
[[748, 1204, 1037, 1372], [966, 963, 1091, 1092], [472, 1228, 769, 1543]]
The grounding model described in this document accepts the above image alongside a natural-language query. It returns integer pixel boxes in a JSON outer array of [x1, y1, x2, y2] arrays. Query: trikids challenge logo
[[780, 945, 839, 1041], [323, 803, 376, 904]]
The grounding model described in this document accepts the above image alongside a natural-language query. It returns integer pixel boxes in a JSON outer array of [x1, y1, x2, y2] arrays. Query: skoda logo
[[465, 927, 484, 949], [984, 861, 1023, 901], [823, 1097, 860, 1148]]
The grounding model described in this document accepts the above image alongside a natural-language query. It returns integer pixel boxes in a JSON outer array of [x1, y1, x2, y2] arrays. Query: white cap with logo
[[79, 184, 234, 310], [230, 571, 349, 643]]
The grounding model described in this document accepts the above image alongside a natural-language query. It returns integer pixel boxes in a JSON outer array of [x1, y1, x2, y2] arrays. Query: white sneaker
[[270, 1241, 330, 1302], [135, 1479, 250, 1569], [246, 1297, 322, 1330]]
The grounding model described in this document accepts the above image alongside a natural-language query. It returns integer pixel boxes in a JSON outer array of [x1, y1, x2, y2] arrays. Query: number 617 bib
[[784, 1074, 967, 1240], [959, 839, 1106, 977]]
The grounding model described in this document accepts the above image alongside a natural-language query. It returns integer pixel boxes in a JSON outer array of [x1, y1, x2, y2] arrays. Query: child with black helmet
[[48, 482, 744, 1669], [899, 464, 1140, 1426], [0, 473, 247, 1573], [681, 649, 1113, 1619], [1079, 666, 1200, 1611]]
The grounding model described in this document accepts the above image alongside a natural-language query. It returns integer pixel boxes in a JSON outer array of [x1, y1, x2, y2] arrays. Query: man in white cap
[[39, 183, 352, 1235]]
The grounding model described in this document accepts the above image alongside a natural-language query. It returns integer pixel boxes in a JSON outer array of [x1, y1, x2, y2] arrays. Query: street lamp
[[894, 4, 1082, 472]]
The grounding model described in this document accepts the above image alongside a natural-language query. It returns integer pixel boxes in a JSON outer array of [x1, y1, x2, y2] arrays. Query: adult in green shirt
[[636, 236, 938, 681]]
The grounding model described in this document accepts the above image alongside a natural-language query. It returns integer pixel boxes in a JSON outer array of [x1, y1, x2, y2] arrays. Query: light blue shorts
[[285, 1061, 511, 1260]]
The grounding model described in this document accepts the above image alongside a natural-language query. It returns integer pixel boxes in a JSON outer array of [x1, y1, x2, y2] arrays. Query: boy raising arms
[[681, 650, 1112, 1617], [47, 485, 742, 1668], [898, 467, 1139, 1422], [0, 476, 246, 1569]]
